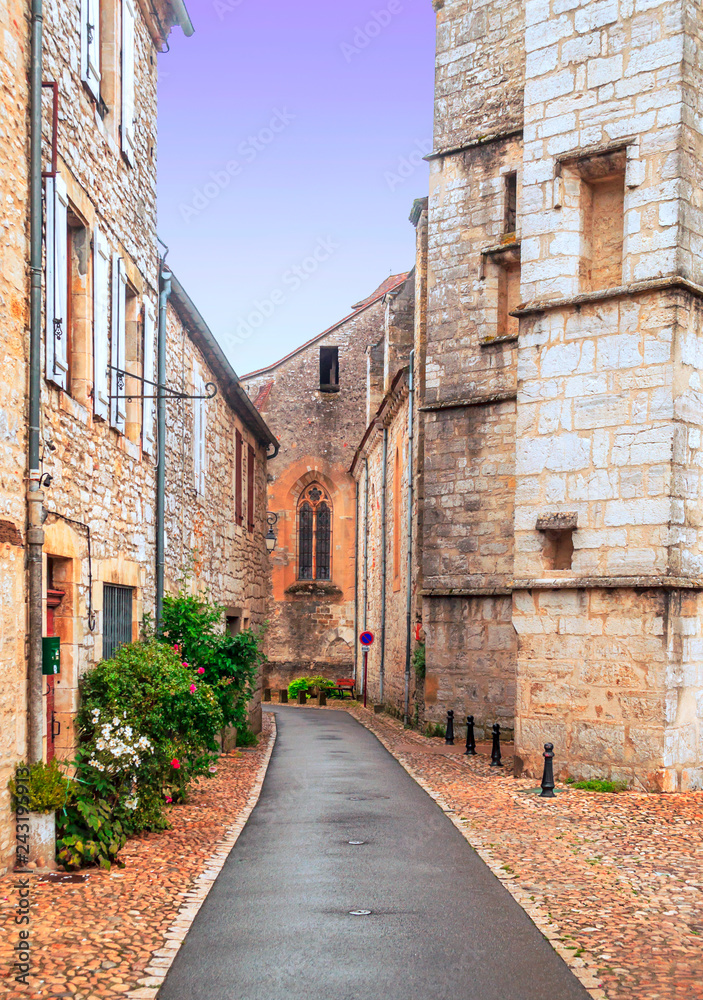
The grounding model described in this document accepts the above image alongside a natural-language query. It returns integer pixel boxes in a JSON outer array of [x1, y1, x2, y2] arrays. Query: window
[[80, 0, 102, 102], [297, 483, 332, 580], [319, 346, 339, 392], [504, 172, 517, 234], [67, 211, 91, 404], [580, 172, 624, 291], [103, 584, 133, 658], [247, 444, 255, 532], [235, 430, 243, 526]]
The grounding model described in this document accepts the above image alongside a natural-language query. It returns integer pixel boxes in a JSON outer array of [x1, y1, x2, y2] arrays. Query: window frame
[[296, 483, 333, 581]]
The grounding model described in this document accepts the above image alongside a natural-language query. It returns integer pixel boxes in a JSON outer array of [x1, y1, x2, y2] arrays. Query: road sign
[[359, 631, 375, 646]]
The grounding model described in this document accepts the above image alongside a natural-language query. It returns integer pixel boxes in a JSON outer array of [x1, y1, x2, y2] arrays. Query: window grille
[[316, 502, 331, 580], [299, 502, 313, 580], [103, 584, 133, 659]]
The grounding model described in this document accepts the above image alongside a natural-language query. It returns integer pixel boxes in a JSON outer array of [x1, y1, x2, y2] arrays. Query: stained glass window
[[297, 484, 332, 581]]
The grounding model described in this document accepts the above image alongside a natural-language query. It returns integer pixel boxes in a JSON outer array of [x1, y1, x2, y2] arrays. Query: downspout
[[403, 350, 415, 726], [363, 458, 369, 633], [353, 478, 359, 686], [155, 264, 172, 630], [27, 0, 45, 764], [379, 426, 388, 704]]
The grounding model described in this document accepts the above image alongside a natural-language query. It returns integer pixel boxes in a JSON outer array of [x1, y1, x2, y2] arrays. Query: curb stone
[[124, 717, 277, 1000]]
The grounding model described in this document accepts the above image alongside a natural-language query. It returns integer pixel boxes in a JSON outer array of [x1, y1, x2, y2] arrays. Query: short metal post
[[319, 691, 327, 707], [298, 691, 307, 705], [540, 743, 555, 798], [445, 710, 455, 745], [490, 723, 503, 768], [280, 689, 288, 704], [363, 648, 368, 708], [464, 715, 476, 756]]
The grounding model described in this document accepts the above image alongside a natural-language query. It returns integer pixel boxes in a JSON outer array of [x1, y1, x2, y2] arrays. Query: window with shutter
[[247, 445, 255, 532], [103, 584, 133, 659], [110, 254, 127, 432], [45, 175, 69, 390], [142, 301, 156, 454], [93, 228, 110, 419], [81, 0, 101, 102], [235, 430, 243, 525], [121, 0, 136, 163]]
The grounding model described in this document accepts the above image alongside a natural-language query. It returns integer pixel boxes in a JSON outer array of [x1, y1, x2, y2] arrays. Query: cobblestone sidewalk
[[324, 702, 702, 1000], [0, 714, 276, 1000]]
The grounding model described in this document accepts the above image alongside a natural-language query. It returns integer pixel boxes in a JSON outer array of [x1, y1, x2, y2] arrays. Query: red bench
[[336, 678, 356, 699]]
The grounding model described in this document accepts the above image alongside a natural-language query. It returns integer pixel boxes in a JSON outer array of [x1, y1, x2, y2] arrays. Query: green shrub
[[306, 675, 336, 692], [288, 677, 311, 697], [9, 759, 73, 814], [565, 778, 627, 793], [57, 797, 126, 871], [413, 642, 426, 681], [424, 722, 446, 739], [160, 591, 264, 733], [236, 726, 259, 748]]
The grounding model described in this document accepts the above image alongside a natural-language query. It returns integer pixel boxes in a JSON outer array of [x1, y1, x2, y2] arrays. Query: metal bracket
[[108, 366, 218, 402]]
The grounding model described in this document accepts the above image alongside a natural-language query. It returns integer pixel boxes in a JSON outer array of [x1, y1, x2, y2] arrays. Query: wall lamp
[[265, 512, 278, 553]]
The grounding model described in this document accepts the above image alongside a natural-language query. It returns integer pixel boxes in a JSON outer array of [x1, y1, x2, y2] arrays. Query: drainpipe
[[27, 0, 45, 764], [403, 351, 415, 726], [363, 458, 369, 633], [155, 264, 172, 630], [379, 426, 388, 704], [353, 479, 359, 685]]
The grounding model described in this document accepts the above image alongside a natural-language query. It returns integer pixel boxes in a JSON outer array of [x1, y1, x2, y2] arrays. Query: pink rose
[[190, 683, 196, 693], [173, 644, 180, 653], [165, 796, 173, 803], [197, 667, 205, 675], [171, 759, 180, 769], [182, 661, 189, 669]]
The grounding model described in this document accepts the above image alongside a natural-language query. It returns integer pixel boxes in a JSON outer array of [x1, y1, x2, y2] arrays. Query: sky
[[156, 0, 436, 376]]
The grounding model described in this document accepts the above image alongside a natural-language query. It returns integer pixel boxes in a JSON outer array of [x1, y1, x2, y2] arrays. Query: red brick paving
[[327, 701, 703, 1000], [0, 714, 275, 999]]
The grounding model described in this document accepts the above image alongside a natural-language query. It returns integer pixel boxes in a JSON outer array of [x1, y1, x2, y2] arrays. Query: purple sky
[[157, 0, 436, 376]]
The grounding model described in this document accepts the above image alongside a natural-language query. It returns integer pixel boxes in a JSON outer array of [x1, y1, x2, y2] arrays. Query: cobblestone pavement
[[0, 714, 275, 1000], [315, 701, 703, 1000]]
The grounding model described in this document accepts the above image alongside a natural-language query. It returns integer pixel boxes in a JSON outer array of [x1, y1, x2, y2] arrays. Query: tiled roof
[[240, 272, 410, 380], [252, 380, 274, 411]]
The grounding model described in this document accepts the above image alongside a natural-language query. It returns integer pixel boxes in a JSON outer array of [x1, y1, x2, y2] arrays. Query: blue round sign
[[359, 631, 375, 646]]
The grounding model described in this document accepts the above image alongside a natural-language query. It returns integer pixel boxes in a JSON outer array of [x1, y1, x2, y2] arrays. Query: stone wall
[[0, 0, 29, 877], [242, 282, 404, 691]]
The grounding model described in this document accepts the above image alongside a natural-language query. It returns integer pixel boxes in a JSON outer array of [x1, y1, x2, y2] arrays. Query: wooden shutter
[[92, 228, 110, 419], [142, 300, 156, 454], [80, 0, 101, 101], [110, 254, 127, 432], [235, 430, 243, 525], [247, 444, 255, 532], [45, 175, 69, 390], [121, 0, 136, 163]]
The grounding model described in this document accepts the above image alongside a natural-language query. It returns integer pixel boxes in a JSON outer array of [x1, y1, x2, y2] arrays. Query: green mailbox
[[42, 636, 61, 675]]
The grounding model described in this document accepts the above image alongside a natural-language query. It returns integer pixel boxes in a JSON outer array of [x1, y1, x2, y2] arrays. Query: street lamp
[[265, 512, 278, 553]]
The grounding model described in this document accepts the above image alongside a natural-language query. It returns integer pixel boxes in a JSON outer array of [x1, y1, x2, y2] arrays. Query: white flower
[[96, 738, 105, 751], [124, 795, 139, 811], [124, 726, 133, 739], [112, 717, 120, 726]]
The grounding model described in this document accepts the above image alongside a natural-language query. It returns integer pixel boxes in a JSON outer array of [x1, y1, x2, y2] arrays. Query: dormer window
[[319, 346, 339, 392]]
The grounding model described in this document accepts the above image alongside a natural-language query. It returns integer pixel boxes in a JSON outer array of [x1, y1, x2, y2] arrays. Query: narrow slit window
[[298, 502, 313, 579], [315, 502, 331, 581], [319, 346, 339, 392], [504, 172, 517, 234]]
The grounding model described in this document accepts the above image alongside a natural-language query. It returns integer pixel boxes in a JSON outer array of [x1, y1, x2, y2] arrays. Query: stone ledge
[[421, 389, 517, 412], [514, 275, 703, 317], [512, 575, 703, 591], [425, 126, 523, 161], [422, 587, 513, 597], [285, 581, 343, 599]]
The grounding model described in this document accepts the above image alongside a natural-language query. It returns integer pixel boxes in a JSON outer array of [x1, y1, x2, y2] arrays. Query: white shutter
[[81, 0, 101, 102], [93, 228, 110, 419], [45, 175, 69, 390], [142, 300, 156, 454], [193, 370, 206, 494], [110, 254, 127, 432], [121, 0, 136, 163]]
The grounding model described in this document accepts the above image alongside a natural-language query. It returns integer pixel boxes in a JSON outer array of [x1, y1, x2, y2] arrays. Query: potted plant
[[9, 759, 72, 870]]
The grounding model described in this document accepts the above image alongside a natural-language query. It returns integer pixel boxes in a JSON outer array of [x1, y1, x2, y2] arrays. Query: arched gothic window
[[298, 484, 332, 581]]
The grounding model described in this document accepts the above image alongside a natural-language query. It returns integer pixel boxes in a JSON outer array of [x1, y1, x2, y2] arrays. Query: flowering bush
[[160, 591, 265, 741]]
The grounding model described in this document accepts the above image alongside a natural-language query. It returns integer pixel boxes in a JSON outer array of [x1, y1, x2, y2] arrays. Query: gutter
[[155, 264, 172, 630], [404, 349, 415, 725], [379, 427, 388, 704], [168, 273, 279, 457], [170, 0, 194, 36]]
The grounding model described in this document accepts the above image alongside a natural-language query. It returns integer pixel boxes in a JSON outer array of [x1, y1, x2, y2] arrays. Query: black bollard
[[540, 743, 556, 798], [445, 710, 455, 745], [490, 723, 503, 768], [319, 691, 327, 707], [298, 691, 307, 705], [263, 688, 271, 703], [464, 715, 476, 756], [280, 689, 288, 704]]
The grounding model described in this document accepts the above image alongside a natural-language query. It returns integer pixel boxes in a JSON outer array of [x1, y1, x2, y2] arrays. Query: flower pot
[[27, 812, 56, 870]]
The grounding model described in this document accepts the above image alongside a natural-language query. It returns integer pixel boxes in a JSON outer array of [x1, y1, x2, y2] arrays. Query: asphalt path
[[158, 706, 591, 1000]]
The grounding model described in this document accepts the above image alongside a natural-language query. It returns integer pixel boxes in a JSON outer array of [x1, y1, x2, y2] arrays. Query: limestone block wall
[[0, 0, 29, 875], [242, 292, 394, 688]]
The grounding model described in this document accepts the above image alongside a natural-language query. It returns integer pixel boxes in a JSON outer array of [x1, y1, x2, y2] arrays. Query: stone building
[[351, 205, 428, 721], [0, 0, 276, 874], [241, 275, 407, 692], [419, 0, 703, 790]]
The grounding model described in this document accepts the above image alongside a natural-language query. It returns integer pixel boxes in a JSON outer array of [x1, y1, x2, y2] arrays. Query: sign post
[[359, 631, 374, 708]]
